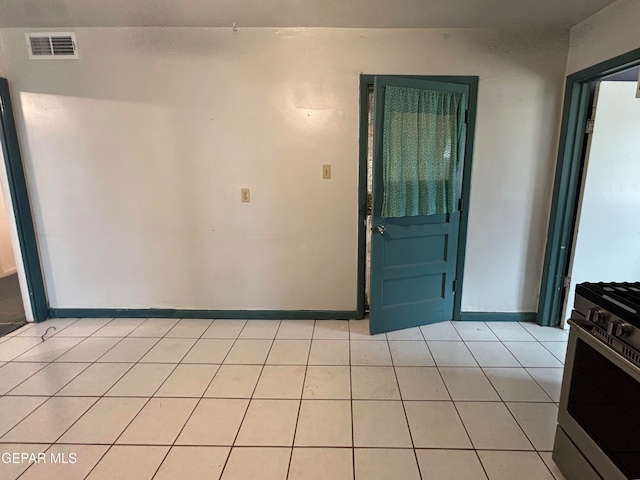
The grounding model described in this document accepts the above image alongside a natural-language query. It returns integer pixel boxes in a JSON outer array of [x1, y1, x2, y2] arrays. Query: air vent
[[25, 33, 78, 59], [622, 346, 640, 367]]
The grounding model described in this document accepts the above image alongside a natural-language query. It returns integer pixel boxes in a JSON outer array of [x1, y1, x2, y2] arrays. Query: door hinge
[[453, 279, 457, 292], [366, 193, 372, 216], [563, 276, 571, 289], [464, 110, 469, 124], [457, 198, 463, 211], [585, 118, 595, 134]]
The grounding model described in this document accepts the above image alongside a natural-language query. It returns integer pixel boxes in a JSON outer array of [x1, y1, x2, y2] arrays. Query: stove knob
[[606, 320, 633, 338], [587, 307, 607, 325], [614, 322, 633, 338]]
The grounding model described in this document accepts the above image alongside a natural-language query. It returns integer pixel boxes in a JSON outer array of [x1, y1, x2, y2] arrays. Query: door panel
[[369, 76, 467, 335], [383, 233, 446, 266]]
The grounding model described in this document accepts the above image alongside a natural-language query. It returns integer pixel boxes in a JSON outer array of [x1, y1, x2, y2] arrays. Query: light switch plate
[[241, 188, 250, 202], [322, 164, 331, 179]]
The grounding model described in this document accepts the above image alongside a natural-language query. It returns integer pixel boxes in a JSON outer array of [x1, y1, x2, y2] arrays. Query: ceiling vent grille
[[25, 33, 78, 59]]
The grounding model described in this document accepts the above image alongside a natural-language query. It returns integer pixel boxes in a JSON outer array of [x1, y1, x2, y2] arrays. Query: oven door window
[[567, 338, 640, 478]]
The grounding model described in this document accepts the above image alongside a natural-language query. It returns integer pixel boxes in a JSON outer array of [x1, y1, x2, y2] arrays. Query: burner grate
[[576, 282, 640, 325]]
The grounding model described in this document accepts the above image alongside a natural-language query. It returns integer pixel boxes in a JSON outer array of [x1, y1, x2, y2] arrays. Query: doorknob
[[374, 225, 386, 235]]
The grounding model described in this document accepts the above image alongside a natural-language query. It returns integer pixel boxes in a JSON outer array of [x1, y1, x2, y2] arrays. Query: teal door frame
[[356, 74, 479, 320], [537, 48, 640, 327], [0, 78, 49, 322]]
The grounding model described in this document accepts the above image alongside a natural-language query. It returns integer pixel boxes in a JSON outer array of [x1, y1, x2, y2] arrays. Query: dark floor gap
[[0, 273, 27, 337]]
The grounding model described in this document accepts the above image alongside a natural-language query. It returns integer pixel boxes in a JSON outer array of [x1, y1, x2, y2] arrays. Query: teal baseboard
[[48, 308, 357, 320], [48, 308, 536, 323], [459, 312, 537, 322]]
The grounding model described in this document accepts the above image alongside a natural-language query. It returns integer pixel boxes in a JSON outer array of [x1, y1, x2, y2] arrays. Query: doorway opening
[[537, 48, 640, 327], [364, 85, 374, 311], [559, 67, 640, 326], [0, 182, 26, 336]]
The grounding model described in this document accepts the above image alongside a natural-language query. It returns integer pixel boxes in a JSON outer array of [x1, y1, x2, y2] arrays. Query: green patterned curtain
[[382, 86, 466, 217]]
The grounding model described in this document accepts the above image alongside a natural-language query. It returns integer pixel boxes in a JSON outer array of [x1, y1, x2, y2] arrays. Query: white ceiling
[[0, 0, 619, 29]]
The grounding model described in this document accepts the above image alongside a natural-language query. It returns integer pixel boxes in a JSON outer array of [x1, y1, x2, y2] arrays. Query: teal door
[[369, 76, 469, 335]]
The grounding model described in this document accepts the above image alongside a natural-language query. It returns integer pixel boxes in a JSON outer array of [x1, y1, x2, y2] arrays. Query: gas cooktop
[[573, 282, 640, 365], [576, 282, 640, 327]]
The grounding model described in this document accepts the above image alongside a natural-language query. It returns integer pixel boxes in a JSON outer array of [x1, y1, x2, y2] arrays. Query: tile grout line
[[0, 320, 158, 442], [147, 318, 226, 480], [466, 323, 544, 454], [537, 451, 562, 480], [80, 317, 217, 480], [1, 333, 81, 364], [0, 362, 50, 396], [56, 336, 128, 363], [0, 361, 98, 440], [0, 440, 560, 451], [476, 321, 558, 403], [66, 318, 211, 479], [127, 317, 180, 339], [456, 321, 555, 476], [55, 362, 138, 398], [539, 341, 568, 364], [167, 318, 248, 479], [0, 318, 85, 361], [0, 396, 567, 404], [45, 328, 158, 399], [2, 318, 568, 479], [190, 320, 249, 398], [462, 322, 539, 454], [431, 333, 491, 480], [94, 336, 162, 364], [11, 336, 84, 363], [12, 317, 81, 339], [349, 321, 356, 480], [89, 317, 144, 338], [450, 323, 558, 458], [217, 319, 281, 479], [145, 318, 214, 395], [284, 320, 315, 480], [386, 332, 424, 480], [479, 364, 554, 403]]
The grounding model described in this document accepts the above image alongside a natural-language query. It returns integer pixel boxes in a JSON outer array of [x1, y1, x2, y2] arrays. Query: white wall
[[567, 0, 640, 74], [0, 27, 569, 312], [566, 81, 640, 311]]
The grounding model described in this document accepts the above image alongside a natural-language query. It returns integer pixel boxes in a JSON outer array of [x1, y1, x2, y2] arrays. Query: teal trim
[[357, 74, 478, 323], [537, 47, 640, 327], [49, 309, 357, 320], [460, 312, 537, 323], [49, 307, 532, 323], [0, 78, 48, 322], [452, 77, 478, 321]]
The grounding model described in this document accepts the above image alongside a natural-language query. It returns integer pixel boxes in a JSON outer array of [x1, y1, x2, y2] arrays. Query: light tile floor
[[0, 318, 568, 480]]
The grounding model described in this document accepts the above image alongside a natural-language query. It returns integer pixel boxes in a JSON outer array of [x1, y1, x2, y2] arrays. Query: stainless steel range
[[554, 282, 640, 480]]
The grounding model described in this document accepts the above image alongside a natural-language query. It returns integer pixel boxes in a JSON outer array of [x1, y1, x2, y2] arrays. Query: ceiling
[[0, 0, 619, 29]]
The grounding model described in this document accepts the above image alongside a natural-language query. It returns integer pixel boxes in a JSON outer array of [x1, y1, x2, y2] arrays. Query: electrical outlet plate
[[241, 188, 250, 202], [322, 164, 331, 179]]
